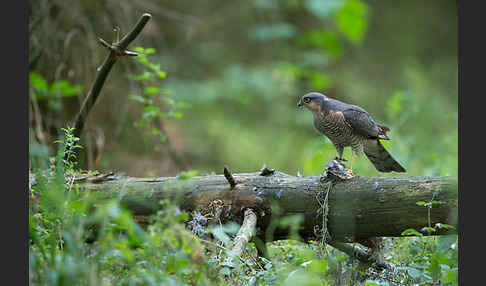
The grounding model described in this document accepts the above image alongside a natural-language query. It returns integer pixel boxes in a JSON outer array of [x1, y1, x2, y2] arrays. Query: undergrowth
[[29, 127, 458, 286]]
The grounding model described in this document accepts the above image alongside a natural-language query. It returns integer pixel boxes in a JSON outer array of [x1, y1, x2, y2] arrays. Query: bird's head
[[297, 92, 328, 113]]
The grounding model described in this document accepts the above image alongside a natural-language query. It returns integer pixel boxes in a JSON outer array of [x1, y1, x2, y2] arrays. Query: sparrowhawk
[[297, 92, 406, 173]]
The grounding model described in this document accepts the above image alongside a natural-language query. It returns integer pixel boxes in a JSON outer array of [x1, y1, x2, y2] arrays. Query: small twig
[[67, 174, 76, 192], [98, 37, 112, 50], [223, 166, 237, 189], [244, 249, 265, 271], [316, 182, 332, 256], [322, 183, 332, 241], [89, 172, 116, 183], [30, 94, 48, 146], [113, 26, 120, 43], [199, 238, 233, 253], [199, 239, 253, 268]]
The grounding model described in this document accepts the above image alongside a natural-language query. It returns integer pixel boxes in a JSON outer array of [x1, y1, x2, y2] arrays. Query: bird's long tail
[[363, 140, 406, 173]]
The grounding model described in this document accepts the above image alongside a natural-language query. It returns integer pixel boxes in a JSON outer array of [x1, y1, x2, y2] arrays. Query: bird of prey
[[297, 92, 406, 173]]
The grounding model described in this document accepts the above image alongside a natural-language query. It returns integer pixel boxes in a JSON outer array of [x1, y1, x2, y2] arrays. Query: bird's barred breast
[[314, 111, 364, 152]]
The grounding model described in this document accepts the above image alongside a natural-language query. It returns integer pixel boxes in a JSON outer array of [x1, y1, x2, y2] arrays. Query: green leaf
[[144, 86, 159, 94], [162, 97, 175, 106], [407, 267, 422, 279], [437, 235, 457, 252], [209, 227, 231, 245], [133, 46, 145, 53], [299, 30, 342, 58], [172, 112, 183, 118], [421, 226, 436, 233], [29, 72, 48, 92], [151, 128, 161, 135], [157, 71, 167, 78], [435, 223, 456, 230], [176, 170, 199, 180], [442, 268, 458, 285], [50, 81, 82, 97], [129, 95, 150, 104], [416, 201, 426, 206], [319, 31, 342, 58], [135, 71, 154, 81], [148, 63, 161, 72], [336, 0, 368, 43], [144, 48, 156, 54], [401, 228, 423, 237], [309, 72, 331, 89], [428, 252, 444, 281]]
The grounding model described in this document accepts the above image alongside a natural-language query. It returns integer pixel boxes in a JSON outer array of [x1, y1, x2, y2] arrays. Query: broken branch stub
[[223, 166, 237, 189]]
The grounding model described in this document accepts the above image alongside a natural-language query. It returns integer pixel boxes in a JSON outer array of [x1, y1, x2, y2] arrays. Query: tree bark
[[77, 171, 458, 243]]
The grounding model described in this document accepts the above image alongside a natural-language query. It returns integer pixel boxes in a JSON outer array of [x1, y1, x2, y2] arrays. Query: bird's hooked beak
[[297, 98, 304, 108]]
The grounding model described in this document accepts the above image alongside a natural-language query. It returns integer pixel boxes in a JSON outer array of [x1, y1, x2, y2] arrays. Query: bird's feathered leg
[[346, 147, 360, 176], [350, 152, 354, 171], [333, 144, 347, 162], [349, 152, 359, 176]]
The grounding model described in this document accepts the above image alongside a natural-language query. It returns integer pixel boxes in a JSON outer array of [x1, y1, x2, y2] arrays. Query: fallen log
[[77, 170, 458, 243]]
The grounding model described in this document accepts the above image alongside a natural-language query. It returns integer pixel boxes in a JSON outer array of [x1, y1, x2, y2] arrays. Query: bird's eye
[[303, 97, 311, 103]]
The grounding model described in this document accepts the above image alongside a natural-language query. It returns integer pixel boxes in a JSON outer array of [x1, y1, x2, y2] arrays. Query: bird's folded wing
[[342, 108, 381, 139]]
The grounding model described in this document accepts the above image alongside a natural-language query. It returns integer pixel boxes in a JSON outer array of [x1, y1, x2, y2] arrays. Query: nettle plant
[[128, 46, 186, 142], [396, 199, 458, 285]]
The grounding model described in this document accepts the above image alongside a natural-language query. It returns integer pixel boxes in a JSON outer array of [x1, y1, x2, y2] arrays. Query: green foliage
[[336, 0, 369, 43], [30, 72, 82, 100], [29, 143, 220, 285], [29, 72, 84, 163], [176, 170, 199, 180], [393, 198, 458, 285], [391, 235, 458, 285], [128, 47, 185, 144], [54, 126, 83, 173], [29, 126, 458, 286], [30, 72, 82, 111], [29, 1, 458, 284]]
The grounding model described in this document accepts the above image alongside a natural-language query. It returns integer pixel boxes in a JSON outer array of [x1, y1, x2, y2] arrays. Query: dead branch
[[72, 13, 152, 140]]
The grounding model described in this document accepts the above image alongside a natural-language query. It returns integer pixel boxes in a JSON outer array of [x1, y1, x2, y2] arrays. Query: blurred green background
[[29, 0, 457, 178]]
